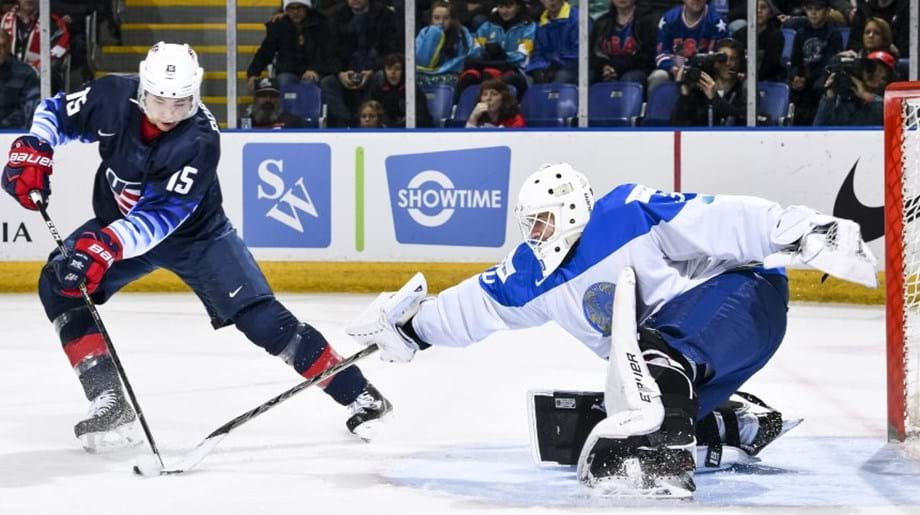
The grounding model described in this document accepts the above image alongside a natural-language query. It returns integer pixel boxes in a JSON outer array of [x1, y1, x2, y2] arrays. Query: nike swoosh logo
[[97, 129, 116, 137], [229, 286, 243, 298], [833, 160, 885, 242]]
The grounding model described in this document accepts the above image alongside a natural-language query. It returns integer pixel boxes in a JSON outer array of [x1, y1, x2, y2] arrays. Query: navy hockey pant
[[38, 217, 366, 405], [643, 268, 789, 419]]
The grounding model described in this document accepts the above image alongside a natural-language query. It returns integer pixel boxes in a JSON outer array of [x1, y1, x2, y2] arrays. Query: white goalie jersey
[[409, 184, 791, 358]]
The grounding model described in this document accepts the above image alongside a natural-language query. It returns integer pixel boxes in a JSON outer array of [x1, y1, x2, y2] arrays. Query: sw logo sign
[[386, 147, 510, 247], [243, 143, 331, 248]]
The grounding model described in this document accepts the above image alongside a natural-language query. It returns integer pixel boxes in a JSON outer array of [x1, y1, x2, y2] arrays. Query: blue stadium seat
[[641, 81, 679, 126], [757, 81, 791, 126], [280, 82, 324, 128], [520, 83, 578, 127], [419, 84, 454, 127], [447, 84, 518, 127], [588, 82, 644, 127], [898, 58, 909, 80], [781, 28, 795, 68]]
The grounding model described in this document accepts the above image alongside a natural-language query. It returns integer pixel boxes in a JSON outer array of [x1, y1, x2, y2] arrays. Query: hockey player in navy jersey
[[1, 42, 392, 452], [347, 163, 877, 497]]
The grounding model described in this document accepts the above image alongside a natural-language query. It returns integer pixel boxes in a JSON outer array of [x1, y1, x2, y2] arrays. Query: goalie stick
[[28, 190, 168, 471], [134, 343, 380, 476]]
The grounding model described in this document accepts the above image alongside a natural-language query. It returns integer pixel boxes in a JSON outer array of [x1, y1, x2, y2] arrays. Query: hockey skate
[[696, 391, 803, 471], [345, 384, 392, 441], [583, 435, 697, 499], [74, 388, 143, 453]]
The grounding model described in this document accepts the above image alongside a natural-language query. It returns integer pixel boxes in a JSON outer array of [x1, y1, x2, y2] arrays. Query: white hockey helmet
[[137, 42, 204, 121], [515, 163, 594, 277]]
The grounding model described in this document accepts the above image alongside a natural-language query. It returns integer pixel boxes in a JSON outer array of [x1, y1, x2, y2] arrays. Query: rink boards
[[0, 128, 885, 267]]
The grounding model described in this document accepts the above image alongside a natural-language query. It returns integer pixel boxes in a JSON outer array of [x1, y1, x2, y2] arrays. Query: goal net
[[885, 82, 920, 444]]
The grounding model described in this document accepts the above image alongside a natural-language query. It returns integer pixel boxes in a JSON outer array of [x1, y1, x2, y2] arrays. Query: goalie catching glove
[[345, 272, 428, 363], [764, 206, 878, 288]]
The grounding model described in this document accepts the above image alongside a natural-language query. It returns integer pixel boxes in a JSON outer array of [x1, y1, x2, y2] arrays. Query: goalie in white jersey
[[348, 162, 877, 496]]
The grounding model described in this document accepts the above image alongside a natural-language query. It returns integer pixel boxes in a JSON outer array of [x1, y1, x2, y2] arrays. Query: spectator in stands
[[322, 0, 401, 127], [357, 99, 386, 127], [588, 0, 656, 87], [456, 0, 534, 101], [246, 0, 331, 94], [789, 0, 842, 125], [1, 0, 69, 93], [846, 0, 902, 52], [526, 0, 585, 84], [368, 53, 435, 128], [671, 37, 745, 126], [732, 0, 786, 82], [241, 77, 311, 129], [851, 17, 897, 56], [416, 1, 474, 88], [0, 1, 15, 16], [456, 0, 496, 31], [465, 78, 526, 127], [0, 29, 38, 129], [648, 0, 729, 93], [813, 50, 895, 126]]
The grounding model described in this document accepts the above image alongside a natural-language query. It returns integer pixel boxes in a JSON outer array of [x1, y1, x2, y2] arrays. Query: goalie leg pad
[[577, 328, 699, 489], [528, 390, 607, 465]]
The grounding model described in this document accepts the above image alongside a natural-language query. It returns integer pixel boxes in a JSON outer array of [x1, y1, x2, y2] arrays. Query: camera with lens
[[680, 52, 727, 85], [825, 54, 865, 101]]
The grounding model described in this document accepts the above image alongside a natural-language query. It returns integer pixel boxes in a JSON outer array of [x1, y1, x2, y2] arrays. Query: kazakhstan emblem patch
[[582, 282, 615, 336]]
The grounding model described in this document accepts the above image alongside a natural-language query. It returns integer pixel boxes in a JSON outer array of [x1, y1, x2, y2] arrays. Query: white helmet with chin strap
[[137, 42, 203, 120], [515, 162, 595, 278]]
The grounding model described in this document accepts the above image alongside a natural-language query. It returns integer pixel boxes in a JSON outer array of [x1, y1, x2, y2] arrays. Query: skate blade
[[80, 420, 143, 454], [351, 418, 387, 442], [780, 417, 804, 437]]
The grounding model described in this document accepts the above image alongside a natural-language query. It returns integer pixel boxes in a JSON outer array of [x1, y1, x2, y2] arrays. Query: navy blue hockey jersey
[[29, 75, 223, 259]]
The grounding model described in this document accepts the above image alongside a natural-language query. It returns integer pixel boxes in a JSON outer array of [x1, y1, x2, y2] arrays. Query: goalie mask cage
[[885, 82, 920, 443]]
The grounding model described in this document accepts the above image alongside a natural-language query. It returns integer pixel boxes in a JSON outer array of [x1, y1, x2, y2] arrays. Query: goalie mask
[[516, 163, 594, 277], [137, 42, 203, 123]]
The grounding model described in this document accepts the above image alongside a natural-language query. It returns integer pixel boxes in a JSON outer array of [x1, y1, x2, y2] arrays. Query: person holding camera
[[671, 38, 745, 126], [813, 50, 895, 126], [455, 0, 535, 101], [647, 0, 728, 94]]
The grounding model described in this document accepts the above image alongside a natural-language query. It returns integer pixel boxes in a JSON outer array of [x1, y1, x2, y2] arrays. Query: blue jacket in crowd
[[526, 2, 586, 73]]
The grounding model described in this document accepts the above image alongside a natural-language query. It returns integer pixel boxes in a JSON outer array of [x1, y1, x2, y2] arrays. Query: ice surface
[[1, 293, 918, 515]]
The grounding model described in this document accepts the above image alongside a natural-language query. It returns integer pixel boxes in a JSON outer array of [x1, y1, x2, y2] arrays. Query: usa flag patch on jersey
[[105, 167, 142, 215]]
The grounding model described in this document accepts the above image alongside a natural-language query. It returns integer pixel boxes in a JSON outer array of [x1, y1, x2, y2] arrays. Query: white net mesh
[[900, 97, 920, 440]]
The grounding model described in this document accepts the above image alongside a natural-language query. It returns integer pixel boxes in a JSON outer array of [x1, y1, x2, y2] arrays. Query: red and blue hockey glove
[[2, 135, 54, 210], [53, 228, 123, 296]]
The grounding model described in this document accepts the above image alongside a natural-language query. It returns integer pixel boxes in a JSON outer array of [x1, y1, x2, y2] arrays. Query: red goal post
[[885, 81, 920, 443]]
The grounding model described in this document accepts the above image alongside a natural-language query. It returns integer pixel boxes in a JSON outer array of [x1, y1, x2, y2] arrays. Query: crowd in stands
[[0, 0, 915, 130], [242, 0, 915, 128]]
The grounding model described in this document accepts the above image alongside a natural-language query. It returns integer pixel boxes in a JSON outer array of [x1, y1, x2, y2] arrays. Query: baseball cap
[[254, 77, 281, 96], [867, 50, 896, 72], [283, 0, 311, 9]]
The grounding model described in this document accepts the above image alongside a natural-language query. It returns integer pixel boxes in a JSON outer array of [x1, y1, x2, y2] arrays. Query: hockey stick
[[134, 343, 380, 476], [28, 190, 167, 469]]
